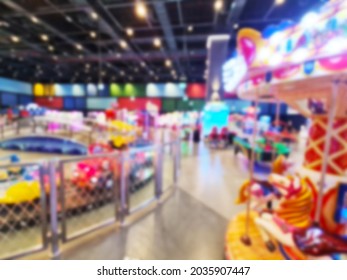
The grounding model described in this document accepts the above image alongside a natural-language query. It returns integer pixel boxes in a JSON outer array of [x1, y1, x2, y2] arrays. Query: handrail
[[0, 140, 180, 259]]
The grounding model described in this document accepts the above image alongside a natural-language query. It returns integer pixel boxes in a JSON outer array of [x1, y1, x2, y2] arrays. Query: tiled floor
[[58, 189, 227, 260], [54, 142, 244, 260]]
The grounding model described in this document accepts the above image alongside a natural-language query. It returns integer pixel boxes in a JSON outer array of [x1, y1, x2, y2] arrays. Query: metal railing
[[0, 141, 180, 259], [0, 162, 48, 259]]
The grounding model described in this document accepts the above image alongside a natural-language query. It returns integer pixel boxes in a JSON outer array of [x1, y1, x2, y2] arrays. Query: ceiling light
[[187, 25, 194, 32], [214, 0, 223, 12], [153, 38, 161, 48], [116, 53, 121, 58], [135, 1, 147, 19], [141, 61, 146, 67], [40, 34, 49, 41], [90, 31, 97, 39], [90, 12, 98, 20], [165, 59, 172, 67], [76, 44, 83, 50], [234, 23, 239, 29], [52, 55, 58, 61], [31, 16, 39, 24], [275, 0, 285, 5], [10, 35, 20, 43], [126, 28, 134, 37], [0, 21, 10, 27], [119, 40, 128, 49], [65, 16, 73, 23], [120, 71, 125, 76], [48, 45, 54, 52]]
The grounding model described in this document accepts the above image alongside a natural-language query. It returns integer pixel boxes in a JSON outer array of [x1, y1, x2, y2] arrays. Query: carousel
[[225, 0, 347, 260]]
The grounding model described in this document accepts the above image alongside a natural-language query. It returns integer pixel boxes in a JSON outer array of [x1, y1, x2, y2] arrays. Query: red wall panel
[[186, 83, 206, 99], [117, 98, 162, 111], [35, 97, 63, 109]]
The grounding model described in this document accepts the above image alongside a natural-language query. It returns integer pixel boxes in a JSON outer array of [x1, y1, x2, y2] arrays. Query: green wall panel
[[176, 99, 206, 112], [123, 83, 146, 97], [190, 100, 205, 111], [162, 99, 177, 112], [110, 83, 146, 97], [110, 83, 122, 97]]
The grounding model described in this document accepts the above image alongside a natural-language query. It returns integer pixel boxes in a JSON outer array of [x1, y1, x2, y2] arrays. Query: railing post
[[155, 144, 164, 199], [119, 152, 129, 225], [49, 160, 60, 258], [173, 141, 179, 187]]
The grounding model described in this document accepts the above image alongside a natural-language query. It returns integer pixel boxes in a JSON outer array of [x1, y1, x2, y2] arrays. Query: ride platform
[[225, 212, 285, 260]]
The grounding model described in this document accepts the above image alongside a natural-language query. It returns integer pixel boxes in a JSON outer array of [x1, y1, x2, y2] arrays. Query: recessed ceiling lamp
[[214, 0, 223, 12], [48, 45, 54, 52], [153, 38, 161, 48], [120, 71, 125, 76], [126, 28, 134, 37], [135, 1, 147, 19], [234, 23, 239, 29], [90, 31, 97, 39], [0, 21, 9, 27], [41, 34, 49, 41], [65, 16, 73, 23], [165, 59, 172, 67], [76, 44, 83, 50], [90, 12, 98, 20], [31, 16, 39, 24], [119, 40, 128, 49], [141, 61, 146, 67], [10, 35, 20, 43], [187, 25, 194, 32], [275, 0, 285, 5]]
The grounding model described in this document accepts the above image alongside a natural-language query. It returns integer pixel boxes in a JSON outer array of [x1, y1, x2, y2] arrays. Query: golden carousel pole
[[272, 93, 281, 161], [314, 79, 339, 223], [241, 88, 260, 246]]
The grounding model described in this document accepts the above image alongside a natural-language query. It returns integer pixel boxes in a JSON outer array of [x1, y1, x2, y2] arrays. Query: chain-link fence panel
[[59, 154, 120, 241], [0, 163, 47, 259], [126, 149, 156, 213]]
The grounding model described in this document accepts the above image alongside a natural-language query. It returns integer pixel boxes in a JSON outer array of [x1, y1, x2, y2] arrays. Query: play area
[[0, 0, 347, 263]]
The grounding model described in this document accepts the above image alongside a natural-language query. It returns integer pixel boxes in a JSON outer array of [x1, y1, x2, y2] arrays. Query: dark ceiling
[[0, 0, 323, 84]]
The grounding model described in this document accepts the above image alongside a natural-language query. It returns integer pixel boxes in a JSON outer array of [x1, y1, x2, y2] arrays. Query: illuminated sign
[[236, 0, 347, 71]]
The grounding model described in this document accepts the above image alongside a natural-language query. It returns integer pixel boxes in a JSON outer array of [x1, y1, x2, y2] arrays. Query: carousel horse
[[237, 172, 347, 257]]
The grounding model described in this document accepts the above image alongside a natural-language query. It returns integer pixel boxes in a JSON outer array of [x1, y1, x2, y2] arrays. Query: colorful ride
[[108, 120, 137, 149], [234, 137, 290, 162], [0, 181, 40, 204], [70, 159, 113, 190], [236, 172, 347, 259]]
